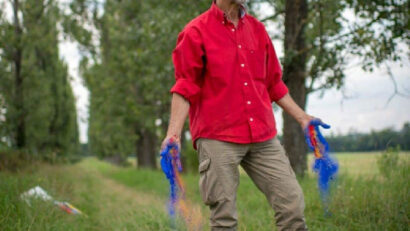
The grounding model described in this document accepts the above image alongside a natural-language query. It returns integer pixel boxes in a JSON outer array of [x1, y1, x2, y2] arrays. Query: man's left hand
[[299, 114, 315, 130]]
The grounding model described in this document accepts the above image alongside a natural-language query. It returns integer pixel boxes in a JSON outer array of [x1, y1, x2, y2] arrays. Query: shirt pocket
[[205, 47, 235, 78], [246, 47, 267, 81]]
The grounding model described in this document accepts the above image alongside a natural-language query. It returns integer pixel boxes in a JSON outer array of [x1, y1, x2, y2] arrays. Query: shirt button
[[222, 21, 225, 24], [247, 101, 251, 105], [244, 82, 248, 86], [249, 117, 254, 122], [238, 45, 242, 49], [240, 64, 245, 68], [231, 28, 235, 32]]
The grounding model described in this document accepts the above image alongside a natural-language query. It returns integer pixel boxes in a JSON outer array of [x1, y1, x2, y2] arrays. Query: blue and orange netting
[[160, 136, 202, 230], [304, 119, 339, 214]]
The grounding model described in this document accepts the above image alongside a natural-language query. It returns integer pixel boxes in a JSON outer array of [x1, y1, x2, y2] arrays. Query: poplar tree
[[68, 0, 210, 167], [0, 0, 80, 158]]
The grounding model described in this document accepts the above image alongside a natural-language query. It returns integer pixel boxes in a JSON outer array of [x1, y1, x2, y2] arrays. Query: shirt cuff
[[170, 78, 201, 104], [269, 80, 289, 102]]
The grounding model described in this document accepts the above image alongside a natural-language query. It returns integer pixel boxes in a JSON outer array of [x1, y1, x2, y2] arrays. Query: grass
[[0, 152, 409, 230], [308, 151, 410, 177]]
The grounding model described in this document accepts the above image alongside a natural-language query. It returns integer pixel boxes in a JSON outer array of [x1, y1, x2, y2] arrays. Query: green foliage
[[0, 150, 35, 172], [0, 148, 83, 172], [0, 0, 80, 159], [326, 123, 410, 152], [343, 0, 409, 69], [68, 0, 211, 163], [377, 146, 400, 178], [182, 140, 199, 173], [65, 0, 408, 168], [0, 158, 175, 231], [253, 0, 408, 91], [1, 154, 409, 230]]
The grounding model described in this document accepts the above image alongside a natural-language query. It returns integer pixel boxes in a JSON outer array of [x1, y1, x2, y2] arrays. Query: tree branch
[[327, 14, 383, 43], [260, 10, 284, 22], [384, 63, 410, 107]]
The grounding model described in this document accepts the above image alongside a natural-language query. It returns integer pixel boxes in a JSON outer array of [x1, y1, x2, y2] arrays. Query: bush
[[377, 146, 400, 178], [0, 150, 37, 172], [182, 140, 199, 173], [0, 148, 83, 172]]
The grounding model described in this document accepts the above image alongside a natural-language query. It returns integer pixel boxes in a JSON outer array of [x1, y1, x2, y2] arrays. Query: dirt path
[[74, 159, 206, 230], [80, 163, 165, 208], [35, 158, 206, 230]]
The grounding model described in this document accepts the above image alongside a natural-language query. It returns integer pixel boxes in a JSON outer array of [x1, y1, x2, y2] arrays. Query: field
[[0, 152, 409, 231]]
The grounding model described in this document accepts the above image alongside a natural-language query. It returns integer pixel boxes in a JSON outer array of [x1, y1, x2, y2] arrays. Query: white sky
[[274, 61, 410, 137], [58, 41, 90, 143], [3, 1, 410, 143]]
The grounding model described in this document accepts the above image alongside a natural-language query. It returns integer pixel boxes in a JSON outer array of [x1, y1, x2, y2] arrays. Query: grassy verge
[[0, 159, 174, 231], [1, 152, 409, 230]]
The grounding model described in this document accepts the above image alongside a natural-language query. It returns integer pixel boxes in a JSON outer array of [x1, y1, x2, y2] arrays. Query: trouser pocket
[[198, 158, 213, 205], [197, 143, 226, 206]]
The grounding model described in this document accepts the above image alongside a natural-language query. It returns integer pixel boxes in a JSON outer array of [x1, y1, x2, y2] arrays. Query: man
[[161, 0, 315, 230]]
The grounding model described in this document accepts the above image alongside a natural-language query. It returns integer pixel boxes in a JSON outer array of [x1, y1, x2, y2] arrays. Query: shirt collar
[[210, 0, 247, 21]]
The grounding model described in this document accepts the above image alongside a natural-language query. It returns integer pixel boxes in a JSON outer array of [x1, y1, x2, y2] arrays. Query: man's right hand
[[160, 134, 181, 153]]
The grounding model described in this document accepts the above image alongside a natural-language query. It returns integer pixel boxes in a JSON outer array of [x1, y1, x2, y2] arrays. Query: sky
[[3, 1, 410, 143], [275, 61, 410, 136]]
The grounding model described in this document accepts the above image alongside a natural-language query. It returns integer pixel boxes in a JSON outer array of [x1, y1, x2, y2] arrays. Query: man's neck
[[216, 0, 240, 24]]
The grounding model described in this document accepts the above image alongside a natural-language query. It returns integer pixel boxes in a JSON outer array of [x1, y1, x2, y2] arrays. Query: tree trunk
[[136, 128, 157, 169], [13, 0, 25, 148], [104, 155, 126, 166], [282, 0, 308, 176]]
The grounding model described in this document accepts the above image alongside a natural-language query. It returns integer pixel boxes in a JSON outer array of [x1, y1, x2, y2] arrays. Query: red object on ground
[[170, 2, 288, 150]]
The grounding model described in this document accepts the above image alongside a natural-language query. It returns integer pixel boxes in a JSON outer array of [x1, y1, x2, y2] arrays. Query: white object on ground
[[20, 185, 54, 206]]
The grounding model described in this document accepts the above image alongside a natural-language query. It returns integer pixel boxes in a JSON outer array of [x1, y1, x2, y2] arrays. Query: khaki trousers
[[195, 137, 307, 231]]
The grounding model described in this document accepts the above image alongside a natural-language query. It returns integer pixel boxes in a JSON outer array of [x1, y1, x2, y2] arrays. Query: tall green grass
[[1, 152, 409, 230]]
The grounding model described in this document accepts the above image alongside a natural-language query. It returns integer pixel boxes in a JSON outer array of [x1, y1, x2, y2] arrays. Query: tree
[[0, 0, 80, 157], [326, 123, 410, 152], [67, 0, 210, 168], [252, 0, 409, 176]]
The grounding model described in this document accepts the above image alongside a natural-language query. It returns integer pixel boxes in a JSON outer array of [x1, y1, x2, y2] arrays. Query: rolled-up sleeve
[[170, 27, 204, 105], [264, 28, 289, 102]]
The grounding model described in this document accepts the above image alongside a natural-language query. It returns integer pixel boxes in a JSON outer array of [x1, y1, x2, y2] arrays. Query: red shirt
[[170, 2, 288, 150]]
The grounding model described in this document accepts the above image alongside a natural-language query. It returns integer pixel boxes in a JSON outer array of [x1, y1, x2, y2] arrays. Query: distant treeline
[[325, 123, 410, 152]]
